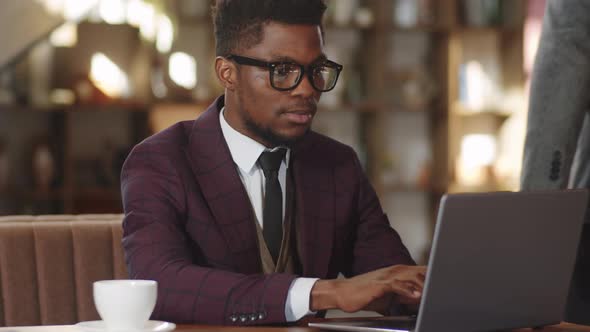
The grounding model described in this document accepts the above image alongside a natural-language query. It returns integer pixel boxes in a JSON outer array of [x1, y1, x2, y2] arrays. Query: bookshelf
[[0, 0, 528, 262], [316, 0, 526, 262]]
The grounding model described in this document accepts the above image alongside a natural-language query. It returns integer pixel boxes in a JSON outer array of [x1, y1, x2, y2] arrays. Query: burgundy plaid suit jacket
[[121, 96, 414, 325]]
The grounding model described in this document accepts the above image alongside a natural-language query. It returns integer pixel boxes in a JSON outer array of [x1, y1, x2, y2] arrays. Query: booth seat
[[0, 214, 127, 326]]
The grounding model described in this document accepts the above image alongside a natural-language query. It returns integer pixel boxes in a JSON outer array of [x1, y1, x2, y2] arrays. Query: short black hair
[[213, 0, 327, 56]]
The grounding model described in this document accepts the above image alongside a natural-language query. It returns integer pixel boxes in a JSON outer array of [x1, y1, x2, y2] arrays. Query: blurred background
[[0, 0, 545, 264]]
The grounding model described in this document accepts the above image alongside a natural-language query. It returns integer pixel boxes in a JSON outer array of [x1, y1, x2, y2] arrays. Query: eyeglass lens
[[271, 63, 339, 91]]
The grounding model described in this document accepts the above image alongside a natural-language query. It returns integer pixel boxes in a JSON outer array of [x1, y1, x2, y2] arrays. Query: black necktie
[[258, 149, 286, 263]]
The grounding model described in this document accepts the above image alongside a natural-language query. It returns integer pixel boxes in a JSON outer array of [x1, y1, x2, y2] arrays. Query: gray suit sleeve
[[521, 0, 590, 190]]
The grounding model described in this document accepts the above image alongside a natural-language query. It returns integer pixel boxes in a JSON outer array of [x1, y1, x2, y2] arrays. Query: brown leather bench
[[0, 215, 127, 326]]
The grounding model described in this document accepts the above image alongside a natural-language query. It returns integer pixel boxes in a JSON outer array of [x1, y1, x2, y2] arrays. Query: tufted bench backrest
[[0, 215, 127, 326]]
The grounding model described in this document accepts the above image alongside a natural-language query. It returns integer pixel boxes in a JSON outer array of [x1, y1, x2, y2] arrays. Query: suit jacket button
[[250, 314, 258, 321], [230, 315, 238, 323], [259, 311, 267, 320], [240, 315, 248, 322]]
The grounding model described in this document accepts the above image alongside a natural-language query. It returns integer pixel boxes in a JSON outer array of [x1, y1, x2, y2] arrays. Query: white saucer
[[75, 320, 176, 332]]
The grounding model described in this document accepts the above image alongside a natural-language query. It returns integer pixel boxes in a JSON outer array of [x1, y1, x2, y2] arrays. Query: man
[[121, 0, 425, 326], [521, 0, 590, 325]]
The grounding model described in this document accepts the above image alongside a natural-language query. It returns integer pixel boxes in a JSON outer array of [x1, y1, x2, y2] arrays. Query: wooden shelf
[[324, 23, 375, 31], [454, 25, 523, 34], [320, 101, 434, 114], [1, 187, 120, 200], [380, 183, 442, 194], [1, 189, 66, 200], [74, 187, 120, 198], [447, 181, 505, 194], [379, 24, 450, 33], [319, 101, 379, 113], [0, 0, 527, 222], [0, 105, 64, 113], [453, 110, 512, 118], [62, 103, 149, 112], [452, 106, 513, 119], [0, 101, 219, 114], [0, 103, 148, 113], [150, 101, 213, 113]]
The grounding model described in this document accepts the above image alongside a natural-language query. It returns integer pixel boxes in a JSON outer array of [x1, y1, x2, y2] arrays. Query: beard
[[236, 90, 316, 148], [242, 110, 309, 148], [234, 84, 315, 148]]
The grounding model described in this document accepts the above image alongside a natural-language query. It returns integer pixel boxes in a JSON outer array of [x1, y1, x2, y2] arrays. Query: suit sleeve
[[120, 143, 296, 325], [343, 148, 415, 277], [521, 0, 590, 190]]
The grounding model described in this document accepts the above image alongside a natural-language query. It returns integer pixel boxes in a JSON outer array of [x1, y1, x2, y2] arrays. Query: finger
[[414, 275, 425, 289], [415, 266, 428, 282], [410, 278, 425, 292], [392, 266, 426, 282], [404, 281, 423, 297], [403, 270, 425, 289], [416, 266, 427, 280], [389, 281, 421, 299], [398, 295, 421, 305], [411, 266, 427, 278]]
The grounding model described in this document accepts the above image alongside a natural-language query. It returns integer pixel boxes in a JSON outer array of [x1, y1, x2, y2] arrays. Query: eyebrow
[[269, 54, 328, 65]]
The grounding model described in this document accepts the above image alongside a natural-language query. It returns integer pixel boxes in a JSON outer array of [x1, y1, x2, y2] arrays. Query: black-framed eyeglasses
[[226, 54, 343, 92]]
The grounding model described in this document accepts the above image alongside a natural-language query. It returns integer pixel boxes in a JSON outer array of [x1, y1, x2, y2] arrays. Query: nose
[[291, 73, 317, 99]]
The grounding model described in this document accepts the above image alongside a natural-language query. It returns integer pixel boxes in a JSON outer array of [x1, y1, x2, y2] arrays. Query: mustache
[[278, 99, 317, 113]]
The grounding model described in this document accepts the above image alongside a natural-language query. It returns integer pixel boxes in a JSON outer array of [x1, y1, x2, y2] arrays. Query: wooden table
[[175, 322, 590, 331], [1, 322, 590, 332]]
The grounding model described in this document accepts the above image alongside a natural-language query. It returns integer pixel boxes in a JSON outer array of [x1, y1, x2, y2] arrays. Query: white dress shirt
[[219, 108, 318, 321]]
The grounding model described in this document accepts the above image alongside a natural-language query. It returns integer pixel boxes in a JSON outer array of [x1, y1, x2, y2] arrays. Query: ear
[[215, 56, 238, 91]]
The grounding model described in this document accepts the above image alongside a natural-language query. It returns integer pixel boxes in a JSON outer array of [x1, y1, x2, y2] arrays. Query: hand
[[310, 265, 427, 314]]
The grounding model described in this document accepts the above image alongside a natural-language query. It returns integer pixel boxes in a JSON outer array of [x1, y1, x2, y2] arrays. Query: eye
[[274, 63, 299, 78], [313, 64, 327, 75]]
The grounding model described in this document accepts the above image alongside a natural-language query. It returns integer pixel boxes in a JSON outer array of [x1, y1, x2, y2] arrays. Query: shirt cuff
[[284, 277, 319, 322]]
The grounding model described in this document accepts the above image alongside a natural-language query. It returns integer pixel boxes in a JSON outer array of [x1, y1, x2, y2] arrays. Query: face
[[220, 22, 325, 147]]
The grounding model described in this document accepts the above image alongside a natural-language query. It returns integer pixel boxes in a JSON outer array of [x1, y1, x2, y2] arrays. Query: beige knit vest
[[254, 168, 300, 274]]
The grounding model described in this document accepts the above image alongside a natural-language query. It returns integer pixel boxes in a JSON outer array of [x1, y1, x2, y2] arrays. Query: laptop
[[309, 190, 588, 332]]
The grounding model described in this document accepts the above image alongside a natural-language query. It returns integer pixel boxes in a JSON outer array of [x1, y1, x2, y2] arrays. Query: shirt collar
[[219, 107, 290, 174]]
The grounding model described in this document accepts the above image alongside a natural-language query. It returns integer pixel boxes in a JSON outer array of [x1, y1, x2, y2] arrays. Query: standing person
[[521, 0, 590, 325]]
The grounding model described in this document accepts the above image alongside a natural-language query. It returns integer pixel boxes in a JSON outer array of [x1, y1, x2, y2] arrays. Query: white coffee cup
[[93, 280, 157, 330]]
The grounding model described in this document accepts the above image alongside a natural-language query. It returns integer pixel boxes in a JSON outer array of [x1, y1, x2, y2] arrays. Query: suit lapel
[[183, 97, 261, 274], [292, 135, 335, 279]]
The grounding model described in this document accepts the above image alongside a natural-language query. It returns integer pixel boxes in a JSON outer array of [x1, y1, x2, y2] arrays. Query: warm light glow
[[137, 2, 157, 41], [151, 70, 168, 99], [460, 134, 496, 168], [455, 159, 488, 187], [50, 89, 76, 105], [99, 0, 126, 24], [63, 0, 99, 21], [38, 0, 66, 15], [125, 0, 144, 27], [456, 134, 497, 187], [463, 61, 486, 110], [50, 22, 78, 47], [90, 53, 131, 98], [156, 14, 174, 53], [169, 52, 197, 89]]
